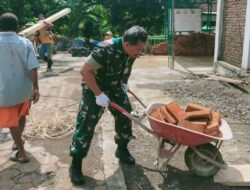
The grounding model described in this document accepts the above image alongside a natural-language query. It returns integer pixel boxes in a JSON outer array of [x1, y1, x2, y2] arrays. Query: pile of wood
[[150, 101, 222, 137]]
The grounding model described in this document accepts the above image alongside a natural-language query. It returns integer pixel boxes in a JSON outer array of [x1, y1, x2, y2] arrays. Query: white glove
[[95, 92, 110, 107], [122, 83, 129, 93]]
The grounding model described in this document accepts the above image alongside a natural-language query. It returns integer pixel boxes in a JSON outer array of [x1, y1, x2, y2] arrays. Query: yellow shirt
[[38, 27, 54, 44]]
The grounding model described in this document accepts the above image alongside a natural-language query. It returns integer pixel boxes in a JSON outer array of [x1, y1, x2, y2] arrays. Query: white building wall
[[174, 9, 202, 33]]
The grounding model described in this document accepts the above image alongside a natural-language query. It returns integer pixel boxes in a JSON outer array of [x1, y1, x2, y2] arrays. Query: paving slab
[[101, 111, 127, 190], [0, 140, 73, 190], [214, 164, 250, 186]]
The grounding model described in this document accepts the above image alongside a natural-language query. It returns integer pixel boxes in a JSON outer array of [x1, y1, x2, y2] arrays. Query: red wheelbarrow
[[111, 90, 233, 177]]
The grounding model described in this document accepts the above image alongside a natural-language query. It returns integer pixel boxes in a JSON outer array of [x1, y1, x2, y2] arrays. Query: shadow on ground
[[0, 154, 55, 189], [161, 165, 250, 190], [121, 162, 250, 190], [121, 163, 156, 190]]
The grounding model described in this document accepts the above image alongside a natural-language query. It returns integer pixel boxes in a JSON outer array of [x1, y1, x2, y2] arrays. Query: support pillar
[[242, 0, 250, 70], [167, 0, 174, 69], [213, 0, 224, 67]]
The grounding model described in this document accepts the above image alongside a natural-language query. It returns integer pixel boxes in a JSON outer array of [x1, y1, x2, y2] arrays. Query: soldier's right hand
[[95, 92, 110, 107]]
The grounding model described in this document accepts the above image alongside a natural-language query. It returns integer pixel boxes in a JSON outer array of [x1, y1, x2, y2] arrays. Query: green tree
[[0, 0, 169, 38], [97, 0, 165, 35]]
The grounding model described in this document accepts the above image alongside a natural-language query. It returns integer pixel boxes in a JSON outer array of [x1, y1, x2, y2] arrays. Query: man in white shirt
[[0, 13, 40, 163]]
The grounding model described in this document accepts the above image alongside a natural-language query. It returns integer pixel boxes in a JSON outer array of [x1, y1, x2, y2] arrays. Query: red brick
[[185, 103, 211, 112], [210, 112, 221, 126], [166, 101, 187, 122], [150, 108, 164, 122], [178, 119, 206, 133], [159, 106, 177, 124], [186, 109, 212, 120], [205, 129, 221, 137], [204, 123, 219, 133], [188, 118, 209, 124], [190, 121, 208, 126]]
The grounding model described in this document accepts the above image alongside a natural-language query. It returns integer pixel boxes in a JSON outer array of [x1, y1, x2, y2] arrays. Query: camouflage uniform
[[70, 38, 135, 159]]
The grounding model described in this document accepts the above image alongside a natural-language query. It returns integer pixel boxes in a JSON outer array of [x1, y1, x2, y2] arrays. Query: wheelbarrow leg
[[154, 137, 164, 169], [215, 140, 223, 149], [154, 138, 181, 171]]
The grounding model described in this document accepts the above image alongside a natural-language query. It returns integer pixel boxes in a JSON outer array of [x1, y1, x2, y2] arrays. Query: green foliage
[[97, 0, 165, 35], [175, 0, 197, 8], [0, 0, 167, 39]]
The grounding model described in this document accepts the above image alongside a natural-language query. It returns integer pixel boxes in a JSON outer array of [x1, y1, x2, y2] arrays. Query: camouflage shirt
[[85, 38, 135, 92]]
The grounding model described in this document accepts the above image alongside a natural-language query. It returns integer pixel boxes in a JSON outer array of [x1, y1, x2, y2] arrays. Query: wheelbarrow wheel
[[184, 143, 223, 177]]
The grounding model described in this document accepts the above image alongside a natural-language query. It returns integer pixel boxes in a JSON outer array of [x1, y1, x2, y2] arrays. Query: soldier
[[69, 26, 148, 185]]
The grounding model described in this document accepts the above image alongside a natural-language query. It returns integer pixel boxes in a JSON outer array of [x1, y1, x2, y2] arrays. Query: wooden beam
[[206, 74, 247, 84], [19, 8, 71, 37]]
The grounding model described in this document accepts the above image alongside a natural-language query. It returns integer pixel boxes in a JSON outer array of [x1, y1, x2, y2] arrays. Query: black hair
[[123, 26, 148, 45], [0, 12, 19, 32]]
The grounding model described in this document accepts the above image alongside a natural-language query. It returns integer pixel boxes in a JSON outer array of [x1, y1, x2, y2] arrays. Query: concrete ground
[[1, 53, 248, 190]]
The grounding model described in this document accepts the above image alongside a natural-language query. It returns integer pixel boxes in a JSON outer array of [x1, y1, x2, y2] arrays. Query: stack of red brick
[[150, 33, 215, 56], [150, 101, 222, 137], [150, 42, 168, 55]]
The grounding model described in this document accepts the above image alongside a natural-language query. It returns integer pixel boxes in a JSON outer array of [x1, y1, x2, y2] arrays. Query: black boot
[[43, 56, 48, 63], [115, 146, 135, 165], [69, 157, 85, 185], [46, 60, 53, 72]]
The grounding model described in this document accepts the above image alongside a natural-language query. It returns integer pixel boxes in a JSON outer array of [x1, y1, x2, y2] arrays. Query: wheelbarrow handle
[[110, 102, 126, 114], [128, 90, 147, 108], [110, 102, 157, 136]]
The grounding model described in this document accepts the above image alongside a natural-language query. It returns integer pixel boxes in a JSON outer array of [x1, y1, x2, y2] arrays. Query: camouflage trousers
[[69, 85, 133, 159]]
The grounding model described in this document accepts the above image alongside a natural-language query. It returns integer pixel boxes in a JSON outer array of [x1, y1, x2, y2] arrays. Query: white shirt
[[0, 32, 39, 107]]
